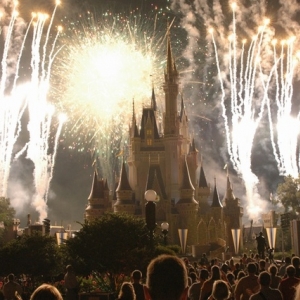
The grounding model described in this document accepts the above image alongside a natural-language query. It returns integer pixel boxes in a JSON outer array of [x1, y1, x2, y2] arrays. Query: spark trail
[[0, 3, 28, 198], [210, 4, 276, 217], [267, 39, 300, 178], [173, 0, 300, 219], [0, 0, 65, 221]]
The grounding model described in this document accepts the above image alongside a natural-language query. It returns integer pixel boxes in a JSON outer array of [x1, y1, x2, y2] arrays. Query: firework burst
[[53, 12, 167, 185]]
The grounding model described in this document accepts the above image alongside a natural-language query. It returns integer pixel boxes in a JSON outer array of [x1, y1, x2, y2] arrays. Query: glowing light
[[0, 1, 65, 221], [267, 36, 300, 178], [210, 4, 277, 219], [54, 14, 164, 185]]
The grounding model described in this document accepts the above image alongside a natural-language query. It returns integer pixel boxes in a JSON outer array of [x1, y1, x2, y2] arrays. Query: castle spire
[[225, 172, 235, 201], [114, 160, 135, 214], [181, 156, 195, 190], [151, 85, 157, 111], [88, 169, 99, 200], [165, 31, 178, 80], [132, 99, 135, 123], [198, 157, 208, 188], [163, 28, 179, 136], [180, 93, 186, 121], [189, 138, 197, 153], [116, 161, 132, 192], [130, 99, 139, 138], [211, 178, 223, 207]]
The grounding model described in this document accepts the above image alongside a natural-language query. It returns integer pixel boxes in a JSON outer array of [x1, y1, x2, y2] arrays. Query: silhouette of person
[[64, 265, 79, 300], [256, 232, 267, 259], [144, 254, 188, 300]]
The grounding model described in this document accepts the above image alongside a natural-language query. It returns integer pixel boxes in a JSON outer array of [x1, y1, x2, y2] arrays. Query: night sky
[[3, 0, 300, 228]]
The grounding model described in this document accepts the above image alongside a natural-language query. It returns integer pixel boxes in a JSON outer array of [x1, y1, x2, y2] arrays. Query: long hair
[[118, 282, 136, 300]]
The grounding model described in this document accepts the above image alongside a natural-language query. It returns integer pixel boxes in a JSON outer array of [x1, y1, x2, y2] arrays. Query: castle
[[84, 34, 243, 255]]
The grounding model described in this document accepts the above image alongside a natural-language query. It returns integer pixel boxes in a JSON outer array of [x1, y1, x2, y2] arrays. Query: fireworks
[[54, 12, 166, 185], [172, 0, 300, 219], [0, 0, 65, 221], [267, 39, 300, 178]]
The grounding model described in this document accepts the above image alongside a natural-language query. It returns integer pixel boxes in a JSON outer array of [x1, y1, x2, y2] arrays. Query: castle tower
[[209, 179, 224, 243], [151, 86, 157, 112], [129, 100, 139, 139], [163, 33, 179, 136], [187, 138, 198, 188], [85, 170, 110, 222], [163, 32, 181, 202], [176, 157, 198, 245], [223, 173, 244, 252], [85, 30, 239, 250], [114, 161, 135, 214], [197, 160, 211, 214]]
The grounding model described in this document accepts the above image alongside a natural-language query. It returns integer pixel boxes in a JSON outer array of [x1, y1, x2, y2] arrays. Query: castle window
[[147, 139, 152, 146], [147, 129, 152, 136]]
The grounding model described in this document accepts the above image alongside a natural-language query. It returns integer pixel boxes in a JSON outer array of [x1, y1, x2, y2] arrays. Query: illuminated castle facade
[[85, 35, 243, 254]]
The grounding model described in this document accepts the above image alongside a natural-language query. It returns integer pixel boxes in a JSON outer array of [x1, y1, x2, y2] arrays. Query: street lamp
[[161, 222, 169, 245], [145, 190, 157, 247]]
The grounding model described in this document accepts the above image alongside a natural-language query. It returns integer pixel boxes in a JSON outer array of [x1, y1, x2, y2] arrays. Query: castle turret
[[85, 170, 110, 222], [114, 161, 135, 214], [187, 138, 198, 188], [176, 157, 198, 245], [163, 31, 181, 202], [151, 86, 157, 111], [130, 100, 139, 138], [197, 160, 211, 214], [211, 179, 223, 208], [223, 172, 244, 252]]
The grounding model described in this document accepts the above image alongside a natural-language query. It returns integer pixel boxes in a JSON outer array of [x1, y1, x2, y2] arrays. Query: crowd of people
[[2, 252, 300, 300]]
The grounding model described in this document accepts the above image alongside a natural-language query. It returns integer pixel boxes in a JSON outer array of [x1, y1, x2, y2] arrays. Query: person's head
[[30, 284, 63, 300], [7, 274, 15, 282], [144, 255, 188, 300], [199, 269, 209, 281], [211, 280, 230, 300], [285, 256, 292, 264], [183, 258, 189, 267], [221, 264, 229, 274], [259, 231, 263, 236], [189, 272, 197, 283], [118, 282, 136, 300], [211, 265, 221, 280], [237, 270, 246, 280], [292, 256, 300, 268], [131, 270, 142, 282], [286, 265, 296, 277], [259, 260, 266, 269], [258, 271, 271, 287], [268, 264, 277, 275], [226, 273, 235, 285], [66, 265, 74, 272], [247, 262, 257, 274]]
